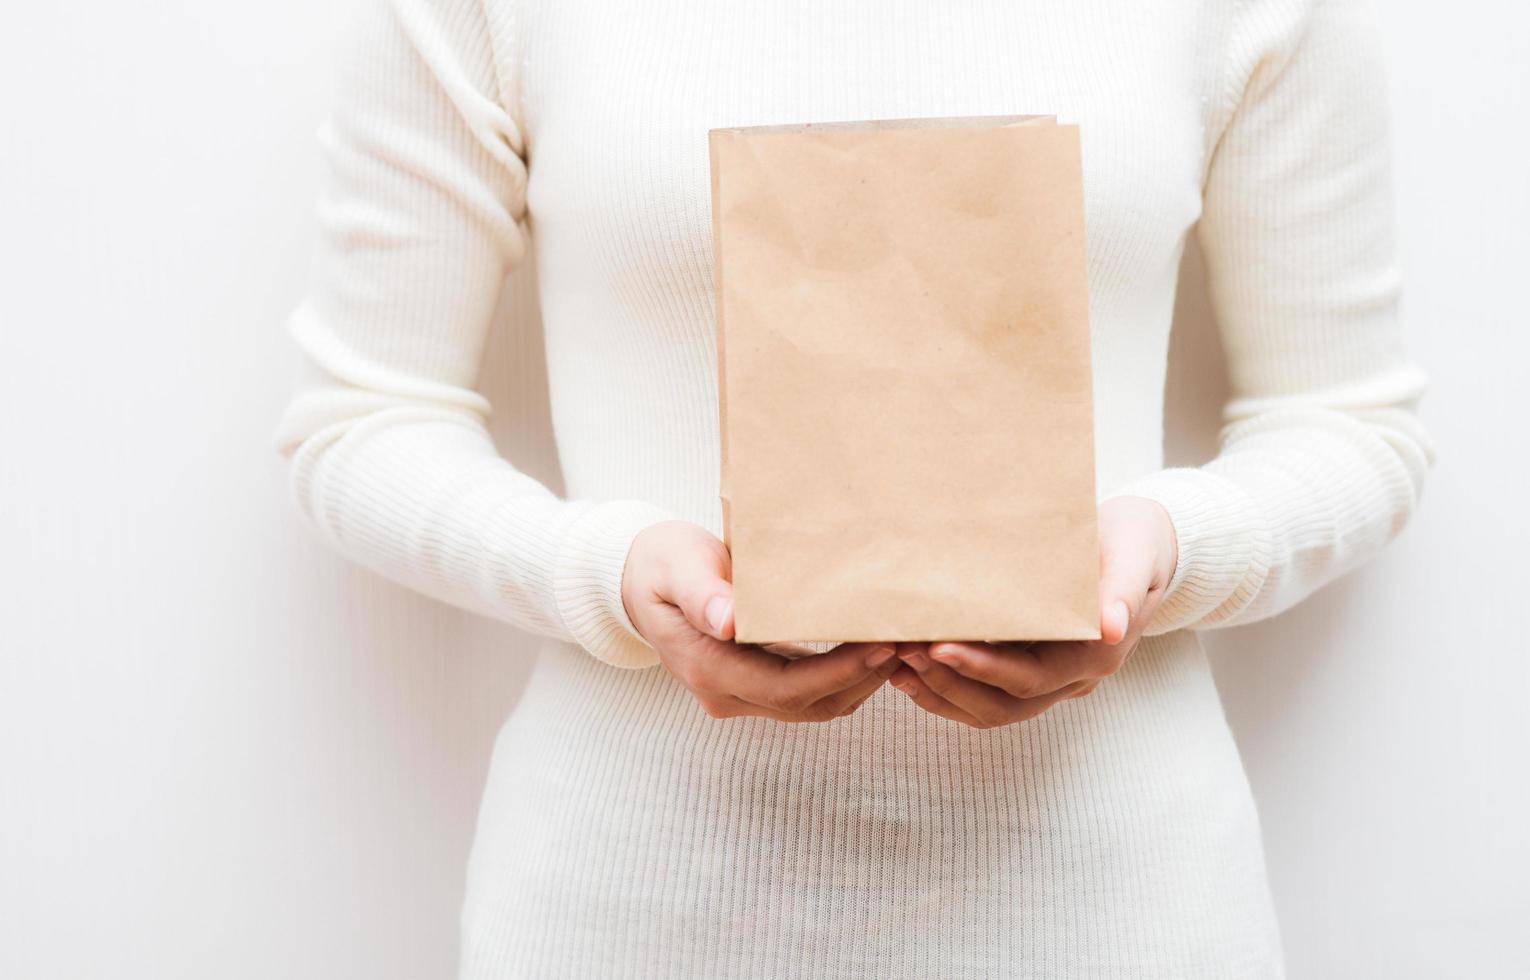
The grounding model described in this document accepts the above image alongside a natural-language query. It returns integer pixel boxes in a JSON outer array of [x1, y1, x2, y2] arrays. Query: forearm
[[1114, 0, 1438, 636], [1113, 376, 1434, 635], [275, 374, 678, 666]]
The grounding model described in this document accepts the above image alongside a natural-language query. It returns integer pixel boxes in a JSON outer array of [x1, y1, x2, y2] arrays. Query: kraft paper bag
[[708, 114, 1100, 646]]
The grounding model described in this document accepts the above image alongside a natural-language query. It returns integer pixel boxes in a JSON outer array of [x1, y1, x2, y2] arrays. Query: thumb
[[1097, 535, 1151, 647], [1100, 595, 1133, 646], [664, 536, 737, 641]]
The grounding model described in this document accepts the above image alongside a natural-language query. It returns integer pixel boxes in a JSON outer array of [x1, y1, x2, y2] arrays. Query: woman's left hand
[[889, 496, 1179, 729]]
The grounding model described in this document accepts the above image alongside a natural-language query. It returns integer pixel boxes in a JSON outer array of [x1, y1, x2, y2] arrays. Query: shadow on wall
[[1163, 241, 1350, 749]]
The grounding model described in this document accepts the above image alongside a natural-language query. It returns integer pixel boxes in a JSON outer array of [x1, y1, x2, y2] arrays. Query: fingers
[[704, 640, 896, 717], [897, 649, 1030, 726], [695, 645, 899, 722], [1098, 548, 1146, 646], [1097, 542, 1149, 646], [888, 665, 989, 727], [1096, 495, 1177, 644], [927, 640, 1088, 699], [891, 662, 1091, 729], [1100, 599, 1131, 646], [803, 655, 903, 719], [639, 525, 899, 723], [653, 530, 737, 641]]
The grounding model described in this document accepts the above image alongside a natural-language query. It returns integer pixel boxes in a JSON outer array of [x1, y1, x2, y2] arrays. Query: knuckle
[[675, 662, 709, 693], [1006, 675, 1045, 700], [934, 648, 969, 673], [953, 658, 993, 685], [679, 585, 718, 623], [698, 531, 732, 571], [674, 585, 704, 616]]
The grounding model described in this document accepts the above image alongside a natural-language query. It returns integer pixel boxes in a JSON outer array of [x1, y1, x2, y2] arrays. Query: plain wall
[[1, 2, 1524, 977]]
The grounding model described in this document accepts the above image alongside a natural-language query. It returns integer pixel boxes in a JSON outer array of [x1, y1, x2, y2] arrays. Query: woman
[[272, 0, 1434, 975]]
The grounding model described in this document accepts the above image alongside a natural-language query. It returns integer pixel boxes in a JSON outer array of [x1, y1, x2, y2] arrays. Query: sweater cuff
[[1105, 468, 1273, 636], [552, 499, 682, 669]]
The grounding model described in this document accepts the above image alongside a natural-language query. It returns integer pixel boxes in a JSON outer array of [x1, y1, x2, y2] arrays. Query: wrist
[[619, 521, 671, 646], [552, 500, 680, 668], [1102, 468, 1270, 635], [1146, 497, 1179, 591]]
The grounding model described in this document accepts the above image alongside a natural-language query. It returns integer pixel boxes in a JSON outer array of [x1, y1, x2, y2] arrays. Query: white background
[[2, 2, 1524, 977]]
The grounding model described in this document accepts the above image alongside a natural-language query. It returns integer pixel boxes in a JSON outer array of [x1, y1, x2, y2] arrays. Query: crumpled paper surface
[[709, 115, 1100, 646]]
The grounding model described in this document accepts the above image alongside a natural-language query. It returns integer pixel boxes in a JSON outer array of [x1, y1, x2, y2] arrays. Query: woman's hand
[[888, 496, 1179, 729], [622, 520, 901, 722]]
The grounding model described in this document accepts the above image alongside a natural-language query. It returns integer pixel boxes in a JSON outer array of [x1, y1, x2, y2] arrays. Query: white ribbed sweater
[[273, 0, 1434, 975]]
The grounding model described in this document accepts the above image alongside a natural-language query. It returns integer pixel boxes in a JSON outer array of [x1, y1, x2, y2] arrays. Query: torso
[[461, 2, 1284, 975]]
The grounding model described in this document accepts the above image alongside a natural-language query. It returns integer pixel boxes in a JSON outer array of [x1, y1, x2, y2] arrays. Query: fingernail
[[704, 595, 731, 635], [930, 643, 959, 664], [905, 652, 930, 672], [1110, 600, 1131, 640], [865, 644, 895, 668]]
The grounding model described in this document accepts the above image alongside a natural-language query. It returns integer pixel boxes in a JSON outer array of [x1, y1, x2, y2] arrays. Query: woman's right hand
[[621, 520, 899, 722]]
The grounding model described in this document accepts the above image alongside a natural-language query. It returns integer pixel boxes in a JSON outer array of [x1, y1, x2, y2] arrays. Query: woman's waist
[[502, 630, 1232, 808]]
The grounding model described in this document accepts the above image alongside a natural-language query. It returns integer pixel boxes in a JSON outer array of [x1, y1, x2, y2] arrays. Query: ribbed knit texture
[[272, 0, 1434, 975]]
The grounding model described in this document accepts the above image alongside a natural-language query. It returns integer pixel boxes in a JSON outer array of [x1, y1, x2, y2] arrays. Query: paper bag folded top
[[708, 114, 1100, 645]]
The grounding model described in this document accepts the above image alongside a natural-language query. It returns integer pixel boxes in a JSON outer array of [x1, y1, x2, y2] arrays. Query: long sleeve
[[1111, 0, 1437, 635], [270, 0, 679, 668]]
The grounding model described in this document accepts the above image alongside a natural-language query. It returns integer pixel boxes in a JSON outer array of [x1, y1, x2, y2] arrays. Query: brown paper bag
[[708, 114, 1100, 645]]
